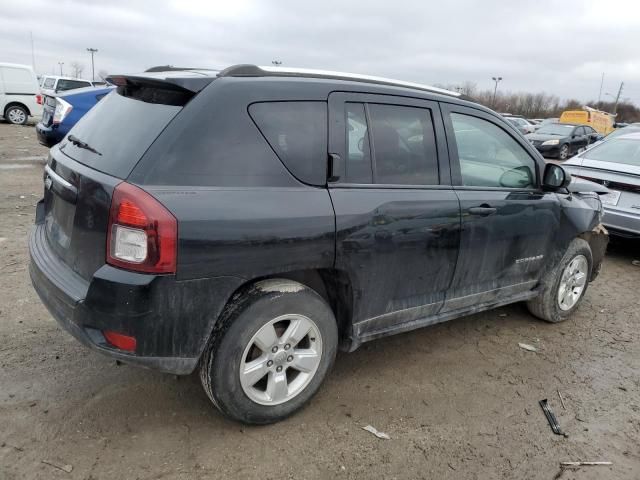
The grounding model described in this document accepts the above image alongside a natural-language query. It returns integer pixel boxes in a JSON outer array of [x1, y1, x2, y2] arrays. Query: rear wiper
[[67, 135, 102, 156]]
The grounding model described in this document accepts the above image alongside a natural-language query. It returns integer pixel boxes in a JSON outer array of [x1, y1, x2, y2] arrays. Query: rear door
[[441, 104, 561, 311], [328, 92, 461, 337]]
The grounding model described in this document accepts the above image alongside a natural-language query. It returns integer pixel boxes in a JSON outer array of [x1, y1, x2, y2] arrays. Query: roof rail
[[217, 64, 461, 97], [145, 66, 218, 73]]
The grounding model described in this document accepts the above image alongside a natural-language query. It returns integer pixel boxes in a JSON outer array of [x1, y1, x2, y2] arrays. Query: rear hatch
[[41, 72, 213, 282], [41, 95, 57, 127]]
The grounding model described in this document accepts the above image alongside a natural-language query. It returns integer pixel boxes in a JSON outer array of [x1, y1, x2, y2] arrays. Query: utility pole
[[30, 31, 36, 73], [598, 72, 604, 104], [613, 81, 624, 115], [87, 48, 98, 81], [58, 62, 64, 76], [491, 76, 502, 107]]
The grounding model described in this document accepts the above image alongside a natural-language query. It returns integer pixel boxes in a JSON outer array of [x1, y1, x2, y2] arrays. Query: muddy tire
[[527, 238, 592, 323], [199, 279, 338, 424]]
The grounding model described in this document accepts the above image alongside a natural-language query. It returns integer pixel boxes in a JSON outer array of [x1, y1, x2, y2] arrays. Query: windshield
[[583, 138, 640, 166], [536, 124, 575, 135]]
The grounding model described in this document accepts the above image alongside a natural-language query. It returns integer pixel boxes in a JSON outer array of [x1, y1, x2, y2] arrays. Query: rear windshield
[[59, 89, 183, 178]]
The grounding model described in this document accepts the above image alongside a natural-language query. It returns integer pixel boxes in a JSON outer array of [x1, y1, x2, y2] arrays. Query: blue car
[[36, 86, 115, 147]]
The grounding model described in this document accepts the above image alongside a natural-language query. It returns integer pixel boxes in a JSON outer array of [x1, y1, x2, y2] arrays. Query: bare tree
[[70, 61, 85, 79]]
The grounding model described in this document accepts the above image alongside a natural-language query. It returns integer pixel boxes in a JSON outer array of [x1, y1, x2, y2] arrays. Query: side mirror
[[499, 166, 534, 188], [543, 163, 571, 190]]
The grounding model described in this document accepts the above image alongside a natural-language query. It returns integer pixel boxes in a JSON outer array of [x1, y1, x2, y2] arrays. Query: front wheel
[[558, 143, 570, 160], [199, 279, 338, 424], [5, 105, 28, 125], [527, 238, 593, 323]]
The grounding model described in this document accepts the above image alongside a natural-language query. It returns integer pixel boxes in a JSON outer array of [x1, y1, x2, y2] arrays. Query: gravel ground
[[1, 122, 639, 479]]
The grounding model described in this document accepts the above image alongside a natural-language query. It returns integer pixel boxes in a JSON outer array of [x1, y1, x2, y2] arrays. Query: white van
[[0, 63, 42, 125]]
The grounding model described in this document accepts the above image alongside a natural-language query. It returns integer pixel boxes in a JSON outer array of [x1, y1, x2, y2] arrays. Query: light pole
[[58, 62, 64, 76], [492, 76, 502, 107], [87, 48, 98, 81]]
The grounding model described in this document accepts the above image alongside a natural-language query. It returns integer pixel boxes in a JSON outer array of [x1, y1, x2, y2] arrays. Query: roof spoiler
[[106, 74, 214, 93]]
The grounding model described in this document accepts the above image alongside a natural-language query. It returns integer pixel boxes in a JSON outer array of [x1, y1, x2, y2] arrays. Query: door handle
[[468, 206, 497, 216]]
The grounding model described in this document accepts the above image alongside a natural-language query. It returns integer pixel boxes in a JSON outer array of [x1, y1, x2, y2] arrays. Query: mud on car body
[[29, 65, 608, 424]]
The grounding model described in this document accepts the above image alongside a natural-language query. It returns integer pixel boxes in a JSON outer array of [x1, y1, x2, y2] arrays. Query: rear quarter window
[[249, 101, 327, 185]]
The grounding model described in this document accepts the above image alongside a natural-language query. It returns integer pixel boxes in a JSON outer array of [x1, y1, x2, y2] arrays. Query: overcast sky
[[1, 0, 639, 103]]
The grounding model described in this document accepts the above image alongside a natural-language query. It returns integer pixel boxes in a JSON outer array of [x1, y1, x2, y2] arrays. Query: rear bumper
[[603, 207, 640, 237], [29, 218, 244, 375], [36, 122, 64, 147]]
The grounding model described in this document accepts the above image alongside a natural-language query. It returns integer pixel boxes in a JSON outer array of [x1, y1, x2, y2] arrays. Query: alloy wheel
[[559, 144, 569, 160], [7, 108, 26, 125], [239, 314, 323, 405], [557, 255, 588, 311]]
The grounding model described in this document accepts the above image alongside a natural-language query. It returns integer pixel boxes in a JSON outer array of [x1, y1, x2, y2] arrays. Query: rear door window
[[249, 101, 327, 185], [43, 77, 55, 89], [345, 103, 372, 183], [368, 104, 439, 185]]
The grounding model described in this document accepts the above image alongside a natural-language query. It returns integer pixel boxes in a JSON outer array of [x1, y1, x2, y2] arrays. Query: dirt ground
[[1, 122, 639, 480]]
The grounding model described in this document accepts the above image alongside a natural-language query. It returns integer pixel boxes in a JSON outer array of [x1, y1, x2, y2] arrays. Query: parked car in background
[[29, 64, 608, 425], [526, 123, 600, 160], [539, 118, 559, 126], [563, 132, 640, 238], [0, 62, 43, 124], [40, 76, 97, 97], [504, 116, 536, 134], [36, 86, 115, 147]]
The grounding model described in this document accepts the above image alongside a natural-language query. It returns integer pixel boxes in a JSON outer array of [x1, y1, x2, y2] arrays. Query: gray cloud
[[1, 0, 638, 102]]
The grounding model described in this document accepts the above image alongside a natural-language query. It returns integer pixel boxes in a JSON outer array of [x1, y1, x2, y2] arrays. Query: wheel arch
[[577, 224, 608, 281], [4, 101, 31, 117], [200, 268, 355, 363]]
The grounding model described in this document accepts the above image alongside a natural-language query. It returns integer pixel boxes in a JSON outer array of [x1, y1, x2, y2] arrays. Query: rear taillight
[[53, 98, 73, 124], [36, 94, 42, 105], [107, 182, 177, 274]]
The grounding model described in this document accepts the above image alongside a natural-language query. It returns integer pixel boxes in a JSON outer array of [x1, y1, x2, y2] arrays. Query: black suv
[[29, 65, 608, 424]]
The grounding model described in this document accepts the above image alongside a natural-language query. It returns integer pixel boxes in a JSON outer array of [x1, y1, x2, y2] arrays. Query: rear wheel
[[527, 238, 592, 323], [558, 143, 570, 160], [199, 279, 338, 424], [5, 105, 28, 125]]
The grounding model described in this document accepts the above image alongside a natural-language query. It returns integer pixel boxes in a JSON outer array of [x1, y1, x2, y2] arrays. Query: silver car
[[564, 132, 640, 237]]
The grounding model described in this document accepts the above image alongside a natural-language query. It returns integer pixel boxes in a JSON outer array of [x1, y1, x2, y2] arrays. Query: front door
[[327, 92, 461, 339], [440, 104, 562, 312]]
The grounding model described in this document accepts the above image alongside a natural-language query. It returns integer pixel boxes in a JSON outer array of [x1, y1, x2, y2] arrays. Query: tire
[[558, 143, 570, 160], [526, 238, 592, 323], [199, 279, 338, 424], [5, 105, 28, 125]]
